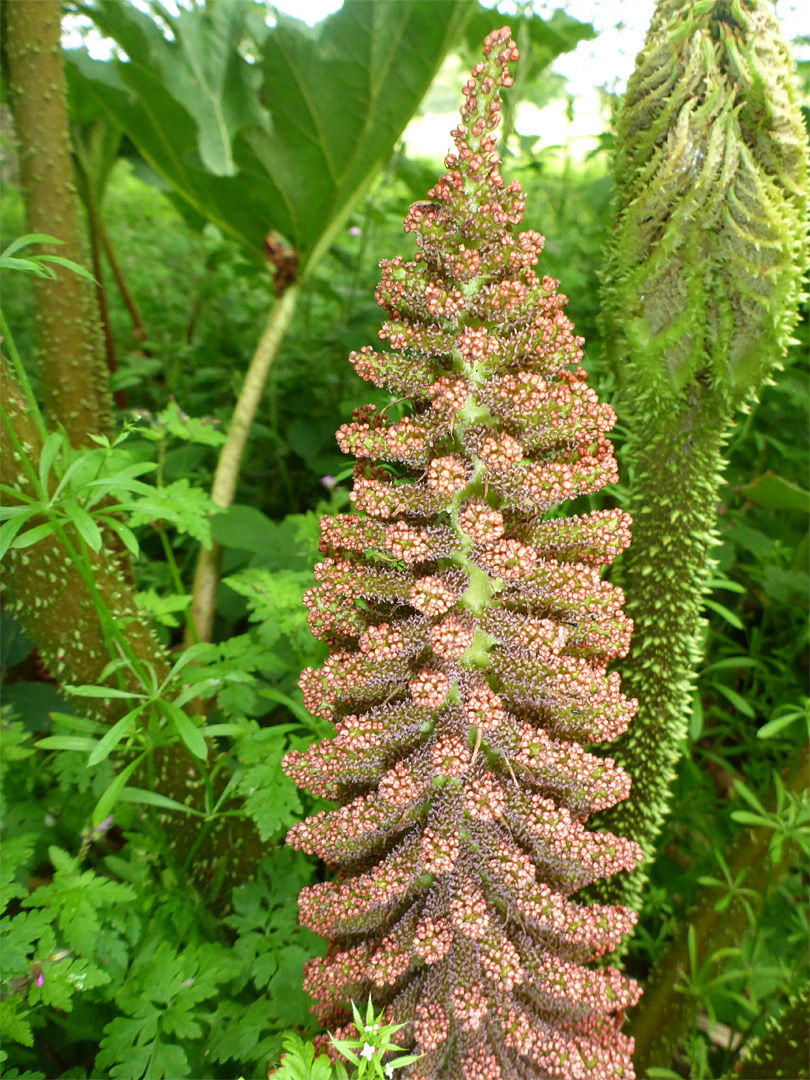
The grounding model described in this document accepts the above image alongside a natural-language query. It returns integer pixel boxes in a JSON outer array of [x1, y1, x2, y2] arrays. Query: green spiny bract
[[283, 28, 643, 1080], [590, 0, 808, 913], [600, 0, 808, 409]]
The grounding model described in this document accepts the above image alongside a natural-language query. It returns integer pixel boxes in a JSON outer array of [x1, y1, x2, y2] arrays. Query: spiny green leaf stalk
[[5, 0, 112, 443], [729, 981, 810, 1080]]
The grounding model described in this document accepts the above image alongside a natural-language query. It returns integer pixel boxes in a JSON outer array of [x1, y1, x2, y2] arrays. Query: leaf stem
[[154, 522, 198, 644], [188, 283, 300, 643]]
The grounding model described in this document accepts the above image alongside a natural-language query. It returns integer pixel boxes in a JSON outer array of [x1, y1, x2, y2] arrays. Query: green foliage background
[[0, 2, 807, 1078]]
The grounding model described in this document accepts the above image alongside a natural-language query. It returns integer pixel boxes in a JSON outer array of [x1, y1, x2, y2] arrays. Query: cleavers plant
[[283, 29, 644, 1079]]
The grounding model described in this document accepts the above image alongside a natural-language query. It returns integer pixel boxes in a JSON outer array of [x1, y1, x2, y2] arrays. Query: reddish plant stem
[[86, 203, 128, 410], [100, 216, 151, 352]]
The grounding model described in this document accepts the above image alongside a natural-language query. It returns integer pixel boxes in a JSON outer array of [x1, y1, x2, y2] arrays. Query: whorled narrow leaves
[[284, 29, 642, 1080]]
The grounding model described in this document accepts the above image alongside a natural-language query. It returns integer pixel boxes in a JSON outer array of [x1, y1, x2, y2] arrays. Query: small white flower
[[361, 1042, 376, 1060], [385, 1065, 395, 1079]]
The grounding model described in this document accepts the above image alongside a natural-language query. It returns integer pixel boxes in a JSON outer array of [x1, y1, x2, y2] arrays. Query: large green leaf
[[76, 0, 268, 176], [65, 53, 123, 210], [70, 0, 474, 274], [66, 8, 265, 253], [736, 472, 810, 514], [246, 2, 472, 269], [157, 0, 269, 177]]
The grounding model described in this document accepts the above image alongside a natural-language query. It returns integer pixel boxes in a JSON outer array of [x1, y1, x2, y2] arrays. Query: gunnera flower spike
[[284, 28, 642, 1080]]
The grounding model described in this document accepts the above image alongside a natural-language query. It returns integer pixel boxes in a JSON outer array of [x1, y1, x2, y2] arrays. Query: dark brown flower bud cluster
[[284, 27, 642, 1080]]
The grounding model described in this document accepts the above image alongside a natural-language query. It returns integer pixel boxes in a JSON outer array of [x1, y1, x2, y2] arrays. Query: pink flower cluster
[[284, 27, 642, 1080]]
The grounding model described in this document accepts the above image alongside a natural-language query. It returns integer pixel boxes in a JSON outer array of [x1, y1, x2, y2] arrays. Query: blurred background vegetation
[[0, 2, 807, 1078]]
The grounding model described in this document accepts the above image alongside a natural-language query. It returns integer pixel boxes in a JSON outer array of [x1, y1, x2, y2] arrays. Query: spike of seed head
[[284, 27, 643, 1080]]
